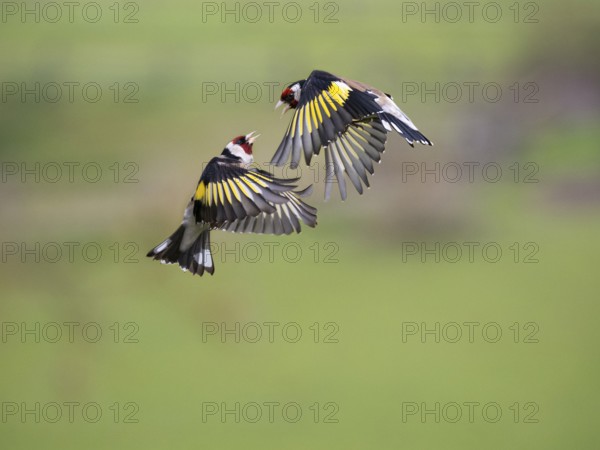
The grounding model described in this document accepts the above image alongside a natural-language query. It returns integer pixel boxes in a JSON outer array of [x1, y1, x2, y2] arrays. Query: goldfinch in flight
[[147, 132, 317, 276], [272, 70, 433, 200]]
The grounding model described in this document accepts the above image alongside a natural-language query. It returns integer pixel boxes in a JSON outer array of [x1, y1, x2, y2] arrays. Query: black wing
[[272, 70, 434, 200], [219, 185, 317, 235], [271, 70, 382, 169], [323, 117, 388, 201], [192, 158, 315, 229]]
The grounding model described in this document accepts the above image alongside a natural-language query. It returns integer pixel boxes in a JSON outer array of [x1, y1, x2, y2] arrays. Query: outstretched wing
[[192, 159, 316, 230], [272, 70, 433, 200], [220, 186, 317, 235], [323, 117, 388, 201], [271, 70, 382, 169]]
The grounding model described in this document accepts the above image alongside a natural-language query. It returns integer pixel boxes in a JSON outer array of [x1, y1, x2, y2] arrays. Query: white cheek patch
[[240, 151, 253, 166], [292, 83, 302, 102], [229, 145, 254, 166]]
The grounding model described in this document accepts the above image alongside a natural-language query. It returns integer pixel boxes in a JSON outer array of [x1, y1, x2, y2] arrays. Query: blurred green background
[[1, 0, 599, 448]]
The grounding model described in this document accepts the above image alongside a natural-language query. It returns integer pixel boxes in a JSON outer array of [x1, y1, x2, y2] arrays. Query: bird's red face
[[224, 132, 259, 166], [280, 87, 298, 109], [275, 82, 303, 113], [231, 135, 253, 155]]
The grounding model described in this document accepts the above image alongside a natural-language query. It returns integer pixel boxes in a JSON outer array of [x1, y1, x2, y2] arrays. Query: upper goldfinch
[[272, 69, 433, 200], [147, 132, 317, 276]]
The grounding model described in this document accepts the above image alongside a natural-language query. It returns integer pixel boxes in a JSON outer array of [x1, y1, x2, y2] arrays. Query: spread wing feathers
[[324, 118, 388, 201], [193, 159, 303, 224], [220, 186, 317, 235], [271, 70, 382, 169]]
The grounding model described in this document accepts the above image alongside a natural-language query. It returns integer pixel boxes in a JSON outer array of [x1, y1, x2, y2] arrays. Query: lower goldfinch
[[147, 132, 317, 276], [272, 69, 433, 200]]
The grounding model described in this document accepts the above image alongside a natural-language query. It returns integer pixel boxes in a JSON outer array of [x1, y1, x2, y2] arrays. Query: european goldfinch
[[272, 70, 433, 200], [147, 132, 317, 276]]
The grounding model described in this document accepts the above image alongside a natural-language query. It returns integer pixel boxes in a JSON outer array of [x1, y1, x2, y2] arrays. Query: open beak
[[245, 131, 260, 145], [275, 100, 291, 116]]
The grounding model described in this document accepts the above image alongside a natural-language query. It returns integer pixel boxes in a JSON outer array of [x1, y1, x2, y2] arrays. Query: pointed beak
[[275, 100, 291, 116], [245, 131, 260, 145]]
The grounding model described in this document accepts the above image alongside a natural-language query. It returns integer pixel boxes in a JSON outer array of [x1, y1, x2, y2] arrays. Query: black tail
[[147, 226, 214, 276], [379, 112, 432, 147]]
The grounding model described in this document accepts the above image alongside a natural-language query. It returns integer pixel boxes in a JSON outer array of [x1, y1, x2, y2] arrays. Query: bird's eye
[[285, 93, 294, 102], [236, 139, 245, 145]]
